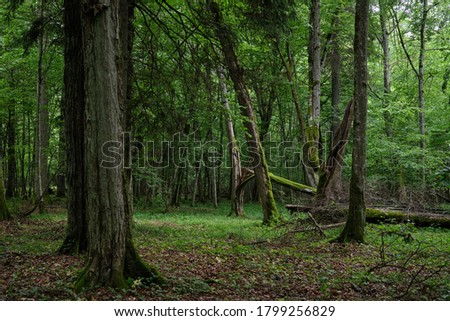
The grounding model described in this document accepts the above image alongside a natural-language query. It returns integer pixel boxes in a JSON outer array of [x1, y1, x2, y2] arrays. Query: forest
[[0, 0, 449, 301]]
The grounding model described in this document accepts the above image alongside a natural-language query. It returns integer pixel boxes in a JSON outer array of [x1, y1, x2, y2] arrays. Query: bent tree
[[207, 1, 280, 225], [73, 0, 161, 289], [339, 0, 370, 243]]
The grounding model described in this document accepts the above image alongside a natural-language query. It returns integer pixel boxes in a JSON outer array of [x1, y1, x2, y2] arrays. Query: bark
[[316, 99, 354, 206], [6, 106, 17, 198], [339, 0, 370, 243], [418, 0, 428, 187], [35, 0, 50, 213], [218, 66, 244, 216], [0, 156, 11, 221], [58, 0, 87, 255], [304, 0, 322, 187], [208, 1, 280, 225], [330, 11, 341, 137], [379, 0, 393, 138], [74, 0, 161, 289], [56, 97, 66, 198]]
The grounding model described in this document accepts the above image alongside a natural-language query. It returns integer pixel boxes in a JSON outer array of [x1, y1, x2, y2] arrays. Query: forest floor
[[0, 202, 449, 301]]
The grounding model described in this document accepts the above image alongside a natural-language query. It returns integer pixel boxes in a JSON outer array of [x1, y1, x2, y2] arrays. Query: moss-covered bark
[[207, 1, 280, 225]]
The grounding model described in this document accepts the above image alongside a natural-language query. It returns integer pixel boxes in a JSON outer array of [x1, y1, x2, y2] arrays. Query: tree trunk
[[209, 1, 280, 225], [304, 0, 322, 187], [275, 40, 316, 187], [0, 156, 11, 221], [35, 0, 50, 213], [379, 0, 393, 138], [339, 0, 369, 243], [56, 97, 66, 198], [218, 66, 244, 216], [58, 0, 87, 255], [418, 0, 428, 188], [73, 0, 161, 289], [6, 106, 17, 198], [316, 99, 354, 206]]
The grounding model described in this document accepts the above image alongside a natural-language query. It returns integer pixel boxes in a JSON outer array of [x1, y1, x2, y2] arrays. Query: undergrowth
[[1, 201, 448, 300]]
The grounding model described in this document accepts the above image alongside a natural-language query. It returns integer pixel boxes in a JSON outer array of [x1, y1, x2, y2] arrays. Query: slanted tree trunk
[[58, 0, 87, 255], [316, 99, 354, 206], [208, 1, 280, 225], [0, 156, 11, 221], [35, 0, 50, 214], [338, 0, 369, 243], [317, 7, 346, 205], [379, 0, 393, 138], [218, 66, 244, 216], [304, 0, 322, 188], [6, 106, 17, 198], [275, 40, 315, 186], [74, 0, 161, 289]]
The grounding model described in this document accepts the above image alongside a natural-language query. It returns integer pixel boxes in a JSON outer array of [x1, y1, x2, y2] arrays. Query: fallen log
[[285, 205, 450, 229], [236, 172, 317, 196]]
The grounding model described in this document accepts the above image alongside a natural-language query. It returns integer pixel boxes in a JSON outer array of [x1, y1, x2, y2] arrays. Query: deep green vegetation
[[0, 0, 449, 297], [1, 202, 449, 300]]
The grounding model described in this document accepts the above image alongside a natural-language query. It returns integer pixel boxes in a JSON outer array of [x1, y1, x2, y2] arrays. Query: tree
[[0, 155, 11, 221], [338, 0, 370, 243], [58, 0, 87, 255], [218, 66, 244, 216], [35, 0, 50, 213], [304, 0, 322, 188], [207, 1, 281, 225], [378, 0, 393, 138], [73, 0, 161, 289]]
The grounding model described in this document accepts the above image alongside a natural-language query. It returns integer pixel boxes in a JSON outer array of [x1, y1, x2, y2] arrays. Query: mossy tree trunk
[[74, 0, 161, 290], [218, 66, 244, 216], [208, 1, 280, 225], [338, 0, 369, 243]]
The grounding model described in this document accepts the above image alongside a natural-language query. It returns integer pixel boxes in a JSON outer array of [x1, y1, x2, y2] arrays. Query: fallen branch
[[285, 205, 450, 229]]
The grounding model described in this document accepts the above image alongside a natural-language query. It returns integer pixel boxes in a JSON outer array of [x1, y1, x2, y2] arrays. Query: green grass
[[1, 201, 449, 300]]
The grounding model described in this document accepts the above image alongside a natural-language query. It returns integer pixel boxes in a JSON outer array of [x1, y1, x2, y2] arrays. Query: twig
[[307, 212, 326, 237]]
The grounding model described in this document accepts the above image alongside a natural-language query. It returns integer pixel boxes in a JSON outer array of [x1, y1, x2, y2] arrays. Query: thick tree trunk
[[6, 106, 17, 198], [379, 0, 393, 138], [339, 0, 369, 243], [218, 66, 244, 216], [209, 2, 280, 225], [58, 0, 87, 255], [0, 157, 11, 221], [74, 0, 160, 289]]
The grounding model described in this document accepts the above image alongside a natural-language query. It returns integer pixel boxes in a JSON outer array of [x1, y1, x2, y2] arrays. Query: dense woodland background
[[0, 0, 449, 300]]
